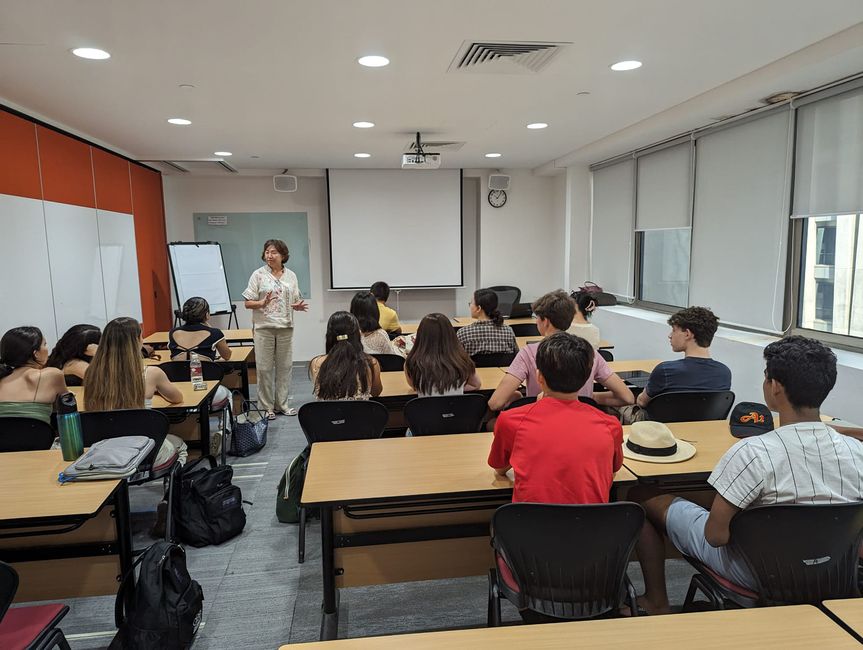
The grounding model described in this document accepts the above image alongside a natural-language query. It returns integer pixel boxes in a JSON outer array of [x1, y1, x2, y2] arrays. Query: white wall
[[162, 170, 565, 360], [594, 306, 863, 424]]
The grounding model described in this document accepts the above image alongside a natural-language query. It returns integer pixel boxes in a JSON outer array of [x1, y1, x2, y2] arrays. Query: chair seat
[[701, 565, 759, 599], [152, 451, 179, 474], [0, 603, 68, 650]]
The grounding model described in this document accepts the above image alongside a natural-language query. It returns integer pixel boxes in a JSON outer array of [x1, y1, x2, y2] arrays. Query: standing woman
[[243, 239, 308, 419]]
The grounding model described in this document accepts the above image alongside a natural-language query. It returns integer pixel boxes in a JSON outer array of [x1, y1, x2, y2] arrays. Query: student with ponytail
[[567, 290, 602, 349], [457, 288, 518, 357], [0, 326, 67, 424], [309, 312, 382, 400]]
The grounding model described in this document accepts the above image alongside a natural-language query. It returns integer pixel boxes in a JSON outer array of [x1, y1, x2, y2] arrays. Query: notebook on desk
[[617, 370, 651, 388]]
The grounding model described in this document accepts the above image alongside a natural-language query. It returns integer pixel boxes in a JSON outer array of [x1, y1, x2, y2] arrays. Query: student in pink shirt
[[488, 290, 634, 411]]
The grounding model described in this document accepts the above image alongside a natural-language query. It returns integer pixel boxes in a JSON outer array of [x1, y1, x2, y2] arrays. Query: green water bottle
[[56, 392, 84, 461]]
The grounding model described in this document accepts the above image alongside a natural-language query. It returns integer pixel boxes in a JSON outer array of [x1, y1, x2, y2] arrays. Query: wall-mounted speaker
[[488, 174, 510, 191], [273, 175, 298, 192]]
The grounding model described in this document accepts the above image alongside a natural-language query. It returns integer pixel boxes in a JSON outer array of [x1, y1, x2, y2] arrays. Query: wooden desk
[[302, 432, 637, 640], [608, 359, 661, 373], [515, 335, 614, 350], [144, 346, 255, 397], [143, 327, 254, 348], [823, 598, 863, 643], [283, 604, 859, 649], [0, 450, 134, 605], [378, 367, 505, 399], [69, 381, 219, 452]]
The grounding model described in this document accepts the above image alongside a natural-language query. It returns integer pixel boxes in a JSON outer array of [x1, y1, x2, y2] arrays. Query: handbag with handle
[[577, 281, 618, 307], [228, 392, 268, 457]]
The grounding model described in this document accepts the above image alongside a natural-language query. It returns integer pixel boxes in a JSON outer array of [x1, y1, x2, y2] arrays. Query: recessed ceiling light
[[214, 151, 232, 156], [358, 55, 389, 68], [610, 60, 642, 71], [167, 118, 191, 125], [485, 153, 502, 158], [526, 123, 548, 130], [354, 153, 371, 158], [71, 47, 111, 60], [353, 121, 375, 128]]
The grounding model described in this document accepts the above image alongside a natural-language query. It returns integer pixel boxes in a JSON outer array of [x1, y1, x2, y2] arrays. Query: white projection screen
[[327, 169, 463, 289]]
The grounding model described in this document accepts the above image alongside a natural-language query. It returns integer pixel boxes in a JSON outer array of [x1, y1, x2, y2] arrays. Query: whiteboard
[[168, 243, 232, 314], [97, 210, 143, 322], [327, 169, 463, 289], [0, 194, 58, 341]]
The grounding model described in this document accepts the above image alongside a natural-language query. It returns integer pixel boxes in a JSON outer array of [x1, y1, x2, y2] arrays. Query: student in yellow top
[[370, 281, 401, 336]]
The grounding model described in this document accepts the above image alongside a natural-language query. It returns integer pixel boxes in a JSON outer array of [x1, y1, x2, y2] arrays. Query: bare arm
[[488, 373, 523, 412], [593, 373, 635, 407], [369, 358, 383, 397], [151, 367, 183, 404], [464, 370, 482, 392], [244, 290, 273, 310], [704, 494, 740, 547], [215, 339, 232, 361], [492, 464, 512, 477]]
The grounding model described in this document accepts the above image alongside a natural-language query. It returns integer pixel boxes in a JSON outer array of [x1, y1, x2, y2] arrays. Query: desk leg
[[113, 481, 135, 615], [240, 362, 250, 399], [199, 401, 211, 459], [319, 506, 339, 641]]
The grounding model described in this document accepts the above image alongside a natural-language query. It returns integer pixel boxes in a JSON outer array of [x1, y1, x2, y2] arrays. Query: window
[[797, 214, 860, 337], [637, 229, 691, 308]]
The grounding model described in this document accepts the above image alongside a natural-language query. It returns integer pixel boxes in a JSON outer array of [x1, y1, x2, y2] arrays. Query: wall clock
[[488, 189, 507, 208]]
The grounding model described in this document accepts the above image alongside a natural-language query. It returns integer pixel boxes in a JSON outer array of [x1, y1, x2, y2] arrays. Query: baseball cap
[[729, 402, 774, 438]]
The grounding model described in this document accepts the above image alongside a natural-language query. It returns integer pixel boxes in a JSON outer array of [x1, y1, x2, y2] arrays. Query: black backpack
[[173, 455, 246, 547], [111, 541, 204, 649]]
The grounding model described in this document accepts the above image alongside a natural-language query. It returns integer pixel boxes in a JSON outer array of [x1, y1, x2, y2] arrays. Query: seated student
[[457, 288, 518, 357], [350, 291, 398, 356], [631, 336, 863, 615], [488, 332, 624, 503], [308, 311, 383, 400], [405, 313, 481, 396], [623, 306, 731, 423], [370, 281, 402, 336], [85, 317, 186, 467], [0, 326, 67, 423], [488, 290, 633, 411], [567, 290, 602, 349], [47, 324, 101, 386], [169, 297, 232, 361]]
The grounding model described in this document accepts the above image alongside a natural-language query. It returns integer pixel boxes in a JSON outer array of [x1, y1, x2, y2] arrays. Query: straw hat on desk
[[623, 421, 696, 463]]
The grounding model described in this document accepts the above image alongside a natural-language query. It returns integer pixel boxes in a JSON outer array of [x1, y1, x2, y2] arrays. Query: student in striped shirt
[[632, 335, 863, 615]]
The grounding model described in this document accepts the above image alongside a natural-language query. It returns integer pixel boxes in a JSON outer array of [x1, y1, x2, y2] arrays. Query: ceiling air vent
[[448, 40, 570, 74], [137, 159, 238, 175]]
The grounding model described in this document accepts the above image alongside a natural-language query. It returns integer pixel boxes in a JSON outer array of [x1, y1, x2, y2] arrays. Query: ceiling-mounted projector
[[402, 131, 441, 169]]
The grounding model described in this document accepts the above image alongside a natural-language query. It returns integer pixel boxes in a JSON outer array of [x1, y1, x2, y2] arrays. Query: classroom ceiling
[[2, 1, 863, 173]]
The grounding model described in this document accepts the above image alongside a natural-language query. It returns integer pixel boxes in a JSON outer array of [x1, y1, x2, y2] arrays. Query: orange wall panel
[[92, 148, 132, 213], [36, 126, 96, 208], [0, 110, 42, 199], [131, 164, 172, 334]]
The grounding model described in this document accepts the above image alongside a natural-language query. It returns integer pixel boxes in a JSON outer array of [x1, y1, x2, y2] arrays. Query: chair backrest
[[645, 390, 735, 423], [503, 395, 536, 411], [0, 561, 19, 623], [471, 352, 517, 368], [298, 400, 388, 444], [372, 354, 405, 372], [730, 503, 863, 604], [159, 360, 225, 383], [492, 502, 644, 619], [488, 286, 522, 318], [578, 395, 602, 410], [64, 374, 84, 387], [598, 349, 614, 362], [79, 409, 170, 476], [510, 323, 540, 337], [404, 394, 488, 436], [0, 417, 56, 452]]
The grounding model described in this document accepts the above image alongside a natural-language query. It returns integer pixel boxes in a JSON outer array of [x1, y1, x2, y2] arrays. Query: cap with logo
[[622, 421, 696, 464], [729, 402, 774, 439]]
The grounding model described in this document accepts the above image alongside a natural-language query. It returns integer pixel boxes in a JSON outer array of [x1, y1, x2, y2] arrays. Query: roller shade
[[635, 141, 692, 231], [590, 159, 634, 299]]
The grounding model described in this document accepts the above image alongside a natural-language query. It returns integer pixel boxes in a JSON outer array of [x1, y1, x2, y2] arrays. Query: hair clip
[[336, 334, 348, 341]]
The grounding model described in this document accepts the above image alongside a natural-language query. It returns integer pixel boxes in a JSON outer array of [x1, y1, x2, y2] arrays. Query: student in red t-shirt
[[488, 332, 624, 504]]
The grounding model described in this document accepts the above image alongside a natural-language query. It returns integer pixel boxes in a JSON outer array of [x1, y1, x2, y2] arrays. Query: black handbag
[[577, 281, 618, 307], [229, 393, 268, 457]]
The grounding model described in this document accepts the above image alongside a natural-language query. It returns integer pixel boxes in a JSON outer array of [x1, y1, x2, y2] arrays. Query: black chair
[[598, 349, 614, 362], [471, 352, 517, 368], [0, 561, 71, 649], [159, 360, 230, 462], [372, 353, 405, 372], [404, 394, 489, 436], [645, 390, 735, 423], [488, 286, 521, 318], [296, 400, 389, 562], [79, 409, 179, 541], [0, 417, 56, 452], [63, 374, 83, 387], [488, 502, 644, 625], [683, 502, 863, 611], [503, 395, 536, 411], [510, 323, 540, 337]]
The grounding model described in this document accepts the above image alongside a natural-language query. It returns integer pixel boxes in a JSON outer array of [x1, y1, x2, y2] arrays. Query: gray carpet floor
[[22, 366, 697, 649]]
